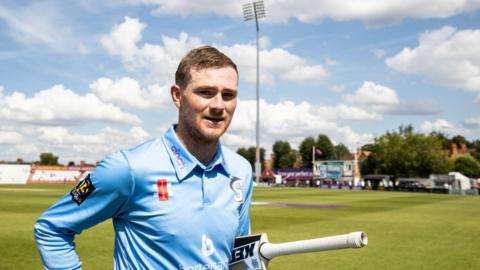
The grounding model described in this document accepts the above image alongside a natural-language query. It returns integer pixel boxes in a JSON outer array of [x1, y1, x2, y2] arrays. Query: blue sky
[[0, 0, 479, 163]]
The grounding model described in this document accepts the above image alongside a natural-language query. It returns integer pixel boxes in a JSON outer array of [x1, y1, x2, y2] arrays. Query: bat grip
[[260, 232, 368, 260]]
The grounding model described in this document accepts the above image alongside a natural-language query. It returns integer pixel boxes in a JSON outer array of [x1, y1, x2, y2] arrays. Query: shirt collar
[[162, 125, 231, 181]]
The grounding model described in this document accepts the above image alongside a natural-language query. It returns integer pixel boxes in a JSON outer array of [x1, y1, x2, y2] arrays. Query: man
[[34, 46, 253, 270]]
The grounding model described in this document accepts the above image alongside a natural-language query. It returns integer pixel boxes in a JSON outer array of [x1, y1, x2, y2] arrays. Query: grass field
[[1, 184, 479, 269]]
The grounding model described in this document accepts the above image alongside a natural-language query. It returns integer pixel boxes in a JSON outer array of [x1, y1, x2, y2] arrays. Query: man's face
[[173, 66, 238, 143]]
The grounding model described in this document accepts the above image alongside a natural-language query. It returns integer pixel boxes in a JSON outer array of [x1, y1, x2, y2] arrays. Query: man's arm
[[34, 151, 133, 269]]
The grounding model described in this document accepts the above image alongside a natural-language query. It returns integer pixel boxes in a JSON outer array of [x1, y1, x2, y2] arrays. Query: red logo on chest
[[157, 179, 169, 201]]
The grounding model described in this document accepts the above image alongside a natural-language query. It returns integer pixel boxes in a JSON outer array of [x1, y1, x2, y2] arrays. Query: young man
[[34, 46, 253, 270]]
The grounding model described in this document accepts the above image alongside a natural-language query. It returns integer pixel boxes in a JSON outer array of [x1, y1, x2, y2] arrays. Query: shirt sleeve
[[34, 151, 133, 270], [236, 170, 253, 237]]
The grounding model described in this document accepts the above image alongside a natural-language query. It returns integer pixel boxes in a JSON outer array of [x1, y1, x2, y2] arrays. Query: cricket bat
[[229, 231, 368, 270]]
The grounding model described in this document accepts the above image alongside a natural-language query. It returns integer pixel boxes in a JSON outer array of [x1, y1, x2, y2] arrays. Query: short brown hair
[[175, 46, 238, 89]]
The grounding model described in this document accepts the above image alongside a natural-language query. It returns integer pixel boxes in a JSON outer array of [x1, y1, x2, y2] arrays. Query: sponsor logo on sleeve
[[229, 176, 243, 202], [70, 174, 96, 205]]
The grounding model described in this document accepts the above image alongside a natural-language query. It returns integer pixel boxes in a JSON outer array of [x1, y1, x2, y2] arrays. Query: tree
[[333, 143, 351, 160], [298, 136, 316, 168], [39, 152, 59, 165], [315, 134, 334, 160], [398, 124, 414, 136], [470, 139, 480, 162], [272, 141, 296, 168], [452, 156, 480, 176], [430, 131, 451, 149], [361, 143, 376, 152], [451, 135, 471, 148], [359, 127, 449, 177], [236, 147, 265, 171]]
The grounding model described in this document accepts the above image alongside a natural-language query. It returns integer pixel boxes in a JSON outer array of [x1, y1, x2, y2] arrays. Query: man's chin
[[199, 127, 226, 142]]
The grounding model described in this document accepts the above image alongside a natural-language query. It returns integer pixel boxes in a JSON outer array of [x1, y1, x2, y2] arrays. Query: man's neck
[[174, 126, 219, 166]]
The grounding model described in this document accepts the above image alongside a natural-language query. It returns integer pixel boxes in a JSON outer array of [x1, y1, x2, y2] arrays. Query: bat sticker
[[230, 234, 263, 270]]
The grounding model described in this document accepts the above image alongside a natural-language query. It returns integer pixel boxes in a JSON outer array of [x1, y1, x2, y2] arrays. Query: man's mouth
[[204, 116, 224, 124]]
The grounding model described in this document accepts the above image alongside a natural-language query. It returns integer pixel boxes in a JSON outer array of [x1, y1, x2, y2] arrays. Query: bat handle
[[260, 232, 368, 260]]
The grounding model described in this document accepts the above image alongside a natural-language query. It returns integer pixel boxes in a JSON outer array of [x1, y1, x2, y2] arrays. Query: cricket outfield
[[1, 185, 479, 269]]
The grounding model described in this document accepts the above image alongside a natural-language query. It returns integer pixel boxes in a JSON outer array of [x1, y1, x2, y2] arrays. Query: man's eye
[[222, 92, 237, 100], [198, 90, 213, 97]]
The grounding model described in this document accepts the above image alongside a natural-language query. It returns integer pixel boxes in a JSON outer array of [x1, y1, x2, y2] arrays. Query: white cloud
[[463, 117, 480, 129], [124, 0, 480, 25], [3, 125, 152, 163], [222, 45, 328, 84], [101, 17, 202, 83], [225, 99, 374, 153], [100, 17, 328, 84], [0, 130, 23, 144], [36, 126, 149, 147], [318, 104, 383, 121], [36, 127, 69, 144], [386, 26, 480, 91], [420, 119, 468, 136], [343, 81, 441, 116], [3, 143, 39, 160], [259, 36, 271, 49], [0, 85, 141, 125], [100, 16, 146, 61], [89, 77, 172, 109], [344, 81, 399, 109]]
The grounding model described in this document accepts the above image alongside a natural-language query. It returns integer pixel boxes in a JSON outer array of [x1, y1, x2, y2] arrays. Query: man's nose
[[210, 93, 225, 111]]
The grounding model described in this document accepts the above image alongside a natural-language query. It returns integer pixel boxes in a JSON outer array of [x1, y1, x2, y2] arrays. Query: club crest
[[230, 176, 243, 202]]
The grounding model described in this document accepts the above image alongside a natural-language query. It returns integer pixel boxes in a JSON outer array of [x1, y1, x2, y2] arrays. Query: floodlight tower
[[242, 1, 266, 183]]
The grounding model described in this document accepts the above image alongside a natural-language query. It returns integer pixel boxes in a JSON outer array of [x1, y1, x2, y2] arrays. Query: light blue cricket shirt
[[34, 125, 253, 269]]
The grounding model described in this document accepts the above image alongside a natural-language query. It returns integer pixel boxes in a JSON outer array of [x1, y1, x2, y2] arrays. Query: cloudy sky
[[0, 0, 479, 164]]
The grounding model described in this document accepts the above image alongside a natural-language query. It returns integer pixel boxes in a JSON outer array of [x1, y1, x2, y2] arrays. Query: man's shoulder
[[121, 137, 170, 169], [123, 137, 165, 159]]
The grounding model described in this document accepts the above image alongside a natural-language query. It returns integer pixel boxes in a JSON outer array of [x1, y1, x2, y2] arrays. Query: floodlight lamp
[[253, 1, 266, 19], [243, 3, 254, 21]]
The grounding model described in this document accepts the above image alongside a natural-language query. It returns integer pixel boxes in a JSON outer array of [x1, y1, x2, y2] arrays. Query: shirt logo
[[157, 179, 169, 201], [201, 234, 215, 257], [171, 145, 186, 171], [70, 174, 95, 205], [230, 176, 243, 202]]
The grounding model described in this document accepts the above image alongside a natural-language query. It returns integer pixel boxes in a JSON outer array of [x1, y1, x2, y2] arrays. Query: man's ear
[[171, 84, 181, 109]]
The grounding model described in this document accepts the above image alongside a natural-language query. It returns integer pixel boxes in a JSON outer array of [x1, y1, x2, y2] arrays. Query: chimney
[[265, 159, 272, 170], [460, 143, 468, 154], [450, 143, 458, 156]]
